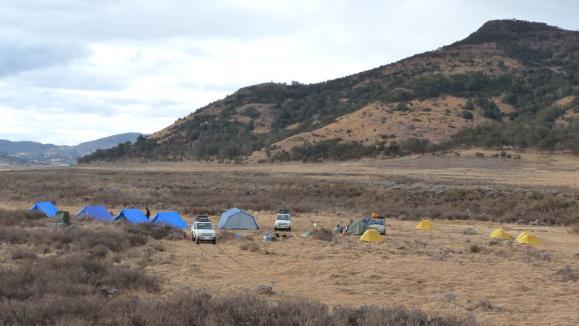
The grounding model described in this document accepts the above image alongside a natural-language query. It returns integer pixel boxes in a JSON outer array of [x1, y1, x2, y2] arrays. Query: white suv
[[191, 221, 216, 244], [274, 213, 292, 232]]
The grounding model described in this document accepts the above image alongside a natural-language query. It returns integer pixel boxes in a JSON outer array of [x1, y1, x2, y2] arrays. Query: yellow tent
[[516, 232, 541, 245], [489, 228, 512, 240], [515, 231, 529, 242], [416, 219, 433, 230], [360, 229, 384, 242]]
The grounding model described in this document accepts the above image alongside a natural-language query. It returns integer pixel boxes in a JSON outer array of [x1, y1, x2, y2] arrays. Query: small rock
[[441, 292, 456, 302], [98, 287, 120, 297], [255, 285, 275, 295]]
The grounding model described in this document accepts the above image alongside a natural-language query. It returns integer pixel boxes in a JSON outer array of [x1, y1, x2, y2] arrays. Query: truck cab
[[191, 220, 216, 244], [274, 213, 292, 232], [367, 216, 386, 235]]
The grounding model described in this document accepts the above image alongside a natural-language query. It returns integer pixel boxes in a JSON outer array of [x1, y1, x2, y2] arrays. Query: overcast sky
[[0, 0, 578, 145]]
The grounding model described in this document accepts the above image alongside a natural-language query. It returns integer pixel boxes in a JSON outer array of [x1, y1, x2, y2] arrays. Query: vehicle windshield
[[197, 222, 212, 229], [277, 214, 290, 220], [369, 218, 384, 225]]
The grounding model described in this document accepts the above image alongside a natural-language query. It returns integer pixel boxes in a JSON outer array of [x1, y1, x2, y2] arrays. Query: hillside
[[0, 133, 141, 165], [80, 19, 579, 163]]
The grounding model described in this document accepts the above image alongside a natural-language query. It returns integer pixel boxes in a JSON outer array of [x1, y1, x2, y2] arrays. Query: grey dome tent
[[218, 208, 258, 230]]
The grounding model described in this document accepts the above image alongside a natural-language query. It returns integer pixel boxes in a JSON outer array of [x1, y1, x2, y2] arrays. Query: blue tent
[[115, 208, 148, 224], [30, 201, 58, 218], [218, 208, 258, 230], [151, 211, 187, 229], [77, 205, 113, 222]]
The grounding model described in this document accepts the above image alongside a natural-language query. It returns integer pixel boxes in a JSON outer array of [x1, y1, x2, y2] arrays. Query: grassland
[[1, 151, 579, 325]]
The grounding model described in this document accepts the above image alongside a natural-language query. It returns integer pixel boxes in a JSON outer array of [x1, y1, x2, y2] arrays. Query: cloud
[[0, 41, 89, 77]]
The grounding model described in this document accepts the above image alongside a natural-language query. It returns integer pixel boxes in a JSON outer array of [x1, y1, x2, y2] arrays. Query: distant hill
[[0, 133, 141, 166], [74, 133, 143, 154], [80, 19, 579, 163]]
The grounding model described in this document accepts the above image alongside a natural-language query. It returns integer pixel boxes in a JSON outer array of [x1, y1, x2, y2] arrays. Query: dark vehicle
[[278, 209, 291, 215], [194, 215, 210, 222]]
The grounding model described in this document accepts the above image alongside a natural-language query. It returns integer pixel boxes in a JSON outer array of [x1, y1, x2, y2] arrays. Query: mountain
[[74, 133, 143, 154], [80, 20, 579, 163], [0, 133, 141, 166]]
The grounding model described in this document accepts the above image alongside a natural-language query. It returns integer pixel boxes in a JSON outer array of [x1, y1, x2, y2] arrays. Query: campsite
[[2, 5, 579, 324], [1, 155, 578, 325]]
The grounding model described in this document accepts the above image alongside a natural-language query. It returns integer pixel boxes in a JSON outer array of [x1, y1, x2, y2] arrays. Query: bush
[[554, 266, 578, 282], [10, 248, 37, 261], [462, 110, 474, 120], [0, 253, 159, 301], [98, 292, 477, 326], [0, 209, 45, 227], [125, 223, 186, 240], [310, 228, 334, 242], [240, 241, 261, 252]]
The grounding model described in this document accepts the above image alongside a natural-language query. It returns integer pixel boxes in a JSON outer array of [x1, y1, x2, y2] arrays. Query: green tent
[[55, 211, 70, 226], [347, 219, 367, 235]]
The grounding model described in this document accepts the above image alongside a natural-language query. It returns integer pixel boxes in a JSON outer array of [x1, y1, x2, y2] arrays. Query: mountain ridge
[[0, 133, 142, 165], [80, 19, 579, 163]]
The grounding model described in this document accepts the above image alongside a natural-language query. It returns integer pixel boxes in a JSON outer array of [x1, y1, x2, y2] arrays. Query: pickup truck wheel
[[274, 227, 278, 231], [288, 227, 291, 232], [195, 238, 200, 245], [212, 239, 216, 245], [191, 234, 195, 242]]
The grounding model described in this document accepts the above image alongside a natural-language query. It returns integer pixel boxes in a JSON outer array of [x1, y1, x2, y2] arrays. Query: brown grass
[[2, 156, 579, 324], [2, 160, 579, 225]]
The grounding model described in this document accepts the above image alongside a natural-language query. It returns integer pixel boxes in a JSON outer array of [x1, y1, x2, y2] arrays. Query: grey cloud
[[0, 41, 89, 77], [13, 66, 127, 91], [0, 1, 296, 42]]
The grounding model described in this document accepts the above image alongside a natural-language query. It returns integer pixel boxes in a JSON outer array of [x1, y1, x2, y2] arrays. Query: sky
[[0, 0, 578, 145]]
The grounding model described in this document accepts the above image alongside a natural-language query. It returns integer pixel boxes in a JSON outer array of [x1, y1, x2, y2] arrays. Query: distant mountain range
[[0, 133, 142, 166], [80, 19, 579, 163]]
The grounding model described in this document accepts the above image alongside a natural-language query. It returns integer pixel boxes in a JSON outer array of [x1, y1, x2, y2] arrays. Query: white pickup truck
[[191, 218, 217, 244], [274, 212, 292, 232]]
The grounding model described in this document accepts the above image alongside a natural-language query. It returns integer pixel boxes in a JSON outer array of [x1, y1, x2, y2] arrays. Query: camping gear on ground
[[151, 211, 188, 229], [218, 208, 259, 230], [360, 229, 384, 242], [77, 205, 113, 221], [416, 219, 433, 230], [263, 231, 273, 241], [302, 231, 313, 238], [516, 232, 541, 245], [115, 208, 148, 224], [489, 228, 512, 240], [55, 211, 70, 226], [31, 201, 58, 217]]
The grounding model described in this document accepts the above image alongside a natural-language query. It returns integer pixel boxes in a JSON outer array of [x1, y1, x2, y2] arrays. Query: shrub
[[462, 110, 474, 120], [125, 223, 186, 240], [240, 241, 261, 252], [10, 248, 37, 261], [0, 209, 45, 227], [310, 228, 334, 242], [554, 266, 578, 282]]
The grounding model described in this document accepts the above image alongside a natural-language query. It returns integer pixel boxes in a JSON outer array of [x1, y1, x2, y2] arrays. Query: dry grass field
[[1, 152, 579, 325]]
